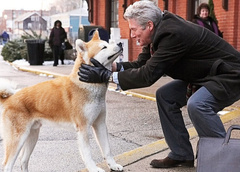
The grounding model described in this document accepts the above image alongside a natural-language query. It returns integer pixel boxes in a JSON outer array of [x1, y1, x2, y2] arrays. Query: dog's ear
[[91, 30, 100, 41], [75, 39, 87, 53]]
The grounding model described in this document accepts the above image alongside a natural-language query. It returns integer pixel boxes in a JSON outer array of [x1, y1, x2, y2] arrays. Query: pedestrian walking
[[49, 20, 67, 66], [1, 31, 9, 45], [78, 1, 240, 169]]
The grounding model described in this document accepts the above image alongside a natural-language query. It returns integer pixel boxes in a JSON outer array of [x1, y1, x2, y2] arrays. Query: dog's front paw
[[96, 167, 105, 172], [89, 167, 105, 172], [110, 164, 123, 171], [87, 166, 105, 172]]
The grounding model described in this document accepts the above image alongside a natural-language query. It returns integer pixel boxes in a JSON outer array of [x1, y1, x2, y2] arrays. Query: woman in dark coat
[[49, 20, 67, 66], [192, 3, 223, 37], [78, 1, 240, 168]]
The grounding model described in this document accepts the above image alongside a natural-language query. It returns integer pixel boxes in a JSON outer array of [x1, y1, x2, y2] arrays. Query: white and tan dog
[[0, 30, 123, 172]]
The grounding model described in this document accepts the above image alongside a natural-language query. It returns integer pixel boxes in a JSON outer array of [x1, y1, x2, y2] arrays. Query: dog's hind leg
[[77, 125, 105, 172], [2, 122, 31, 172], [2, 139, 21, 172], [92, 111, 123, 171], [19, 126, 40, 172]]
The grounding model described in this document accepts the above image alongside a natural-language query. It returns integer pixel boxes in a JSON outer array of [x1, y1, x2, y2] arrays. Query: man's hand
[[78, 58, 112, 83]]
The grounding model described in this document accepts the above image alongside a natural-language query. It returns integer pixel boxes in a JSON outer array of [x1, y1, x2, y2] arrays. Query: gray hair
[[124, 1, 163, 29]]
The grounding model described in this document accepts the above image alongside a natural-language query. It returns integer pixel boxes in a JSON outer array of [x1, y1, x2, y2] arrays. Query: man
[[78, 1, 240, 168]]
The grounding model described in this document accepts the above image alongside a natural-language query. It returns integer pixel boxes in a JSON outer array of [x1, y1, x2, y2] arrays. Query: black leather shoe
[[150, 157, 194, 168]]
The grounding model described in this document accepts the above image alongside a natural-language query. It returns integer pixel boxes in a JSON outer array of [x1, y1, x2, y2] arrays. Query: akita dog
[[0, 30, 123, 172]]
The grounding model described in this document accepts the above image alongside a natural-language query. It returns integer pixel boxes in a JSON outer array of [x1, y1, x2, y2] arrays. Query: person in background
[[78, 1, 240, 169], [1, 31, 10, 45], [0, 34, 3, 45], [192, 3, 223, 37], [49, 20, 67, 66]]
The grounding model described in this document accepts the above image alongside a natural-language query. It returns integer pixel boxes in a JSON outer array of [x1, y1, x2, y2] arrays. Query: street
[[0, 54, 192, 172]]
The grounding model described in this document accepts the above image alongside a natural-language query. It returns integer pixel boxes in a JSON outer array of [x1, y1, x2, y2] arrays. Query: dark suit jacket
[[118, 11, 240, 101]]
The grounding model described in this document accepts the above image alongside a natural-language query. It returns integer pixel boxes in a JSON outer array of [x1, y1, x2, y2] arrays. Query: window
[[195, 0, 208, 14], [12, 11, 16, 19], [28, 23, 32, 29], [31, 16, 35, 21], [31, 15, 39, 21], [187, 0, 202, 21], [163, 0, 168, 10], [111, 0, 119, 28], [19, 23, 23, 29]]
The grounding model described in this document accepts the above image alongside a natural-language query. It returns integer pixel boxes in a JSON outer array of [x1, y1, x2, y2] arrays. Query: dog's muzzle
[[108, 42, 123, 60]]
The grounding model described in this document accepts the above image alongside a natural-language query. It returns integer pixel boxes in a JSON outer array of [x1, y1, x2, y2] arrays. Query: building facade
[[14, 12, 47, 38], [50, 7, 90, 45], [86, 0, 240, 61], [0, 10, 50, 33]]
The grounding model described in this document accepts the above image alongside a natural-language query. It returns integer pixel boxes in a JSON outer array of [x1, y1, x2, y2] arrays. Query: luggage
[[197, 125, 240, 172]]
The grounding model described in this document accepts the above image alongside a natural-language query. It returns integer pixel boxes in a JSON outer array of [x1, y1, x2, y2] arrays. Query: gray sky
[[0, 0, 55, 16]]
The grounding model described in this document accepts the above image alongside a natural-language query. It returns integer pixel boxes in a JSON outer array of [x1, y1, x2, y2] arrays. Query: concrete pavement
[[8, 60, 240, 172]]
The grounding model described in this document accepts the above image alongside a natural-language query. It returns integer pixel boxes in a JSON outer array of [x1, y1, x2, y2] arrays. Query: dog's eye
[[101, 46, 107, 50]]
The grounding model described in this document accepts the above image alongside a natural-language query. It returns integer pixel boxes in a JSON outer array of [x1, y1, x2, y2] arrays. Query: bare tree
[[53, 0, 84, 13]]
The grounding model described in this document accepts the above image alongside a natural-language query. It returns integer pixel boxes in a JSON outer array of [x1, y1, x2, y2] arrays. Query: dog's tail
[[0, 78, 17, 103]]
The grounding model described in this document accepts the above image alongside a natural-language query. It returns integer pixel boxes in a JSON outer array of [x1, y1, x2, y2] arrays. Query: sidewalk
[[10, 61, 240, 172], [11, 60, 169, 97]]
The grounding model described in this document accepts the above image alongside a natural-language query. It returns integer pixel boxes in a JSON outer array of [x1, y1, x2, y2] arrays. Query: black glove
[[78, 58, 112, 83]]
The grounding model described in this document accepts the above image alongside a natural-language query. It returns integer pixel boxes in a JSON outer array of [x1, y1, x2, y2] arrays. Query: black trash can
[[78, 25, 104, 42], [25, 39, 45, 65]]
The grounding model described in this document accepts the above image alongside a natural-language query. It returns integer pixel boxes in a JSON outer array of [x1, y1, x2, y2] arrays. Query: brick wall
[[170, 0, 188, 18], [92, 0, 240, 61], [214, 0, 240, 50], [92, 0, 106, 27]]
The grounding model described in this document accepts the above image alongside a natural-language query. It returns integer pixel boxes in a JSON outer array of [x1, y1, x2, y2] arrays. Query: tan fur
[[0, 31, 123, 172]]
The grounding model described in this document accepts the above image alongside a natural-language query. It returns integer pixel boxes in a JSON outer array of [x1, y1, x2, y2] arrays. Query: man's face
[[128, 18, 152, 47]]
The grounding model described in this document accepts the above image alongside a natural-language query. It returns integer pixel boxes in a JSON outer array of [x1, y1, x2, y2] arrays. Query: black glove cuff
[[116, 62, 123, 72], [108, 73, 113, 83]]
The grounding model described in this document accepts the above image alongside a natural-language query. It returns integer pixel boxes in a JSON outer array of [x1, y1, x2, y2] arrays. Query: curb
[[80, 107, 240, 172], [108, 85, 156, 101], [11, 64, 66, 78]]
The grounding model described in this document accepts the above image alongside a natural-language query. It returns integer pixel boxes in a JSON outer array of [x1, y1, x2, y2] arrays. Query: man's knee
[[187, 97, 204, 120], [156, 87, 164, 102]]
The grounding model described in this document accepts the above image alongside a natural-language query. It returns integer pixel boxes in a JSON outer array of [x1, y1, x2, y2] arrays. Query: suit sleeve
[[118, 32, 188, 90], [120, 45, 151, 69]]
